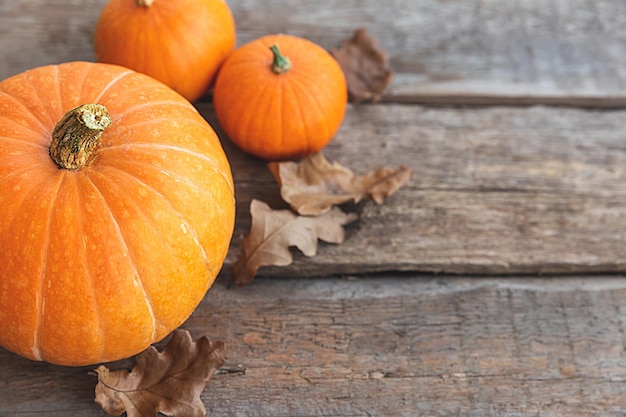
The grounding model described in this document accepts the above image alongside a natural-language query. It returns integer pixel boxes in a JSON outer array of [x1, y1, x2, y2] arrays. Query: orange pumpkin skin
[[213, 34, 348, 161], [0, 62, 235, 366], [94, 0, 235, 102]]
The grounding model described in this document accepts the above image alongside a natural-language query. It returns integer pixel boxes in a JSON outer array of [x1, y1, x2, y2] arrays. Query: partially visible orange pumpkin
[[94, 0, 235, 102], [0, 61, 235, 366], [213, 34, 348, 161]]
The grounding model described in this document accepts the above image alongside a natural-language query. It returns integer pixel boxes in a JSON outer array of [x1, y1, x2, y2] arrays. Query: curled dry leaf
[[269, 152, 413, 216], [331, 28, 394, 103], [94, 329, 225, 417], [233, 199, 358, 285]]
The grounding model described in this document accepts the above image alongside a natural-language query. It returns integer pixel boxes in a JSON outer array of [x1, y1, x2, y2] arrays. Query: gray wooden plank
[[3, 275, 626, 416], [2, 0, 626, 106], [231, 0, 626, 106], [205, 103, 626, 278]]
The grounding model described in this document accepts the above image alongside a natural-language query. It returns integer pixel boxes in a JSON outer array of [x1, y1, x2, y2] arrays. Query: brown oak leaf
[[268, 152, 412, 216], [331, 28, 394, 103], [233, 199, 358, 285], [94, 329, 225, 417]]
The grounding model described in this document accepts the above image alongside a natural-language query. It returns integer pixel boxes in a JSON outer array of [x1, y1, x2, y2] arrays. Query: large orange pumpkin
[[213, 34, 348, 161], [94, 0, 236, 102], [0, 62, 235, 366]]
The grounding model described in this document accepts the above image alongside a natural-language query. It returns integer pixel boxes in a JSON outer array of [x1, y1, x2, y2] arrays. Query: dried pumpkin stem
[[270, 44, 292, 74], [137, 0, 155, 7], [49, 103, 112, 170]]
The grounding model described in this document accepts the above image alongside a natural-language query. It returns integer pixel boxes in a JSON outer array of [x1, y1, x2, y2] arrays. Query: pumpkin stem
[[49, 104, 112, 170], [137, 0, 155, 6], [270, 44, 292, 74]]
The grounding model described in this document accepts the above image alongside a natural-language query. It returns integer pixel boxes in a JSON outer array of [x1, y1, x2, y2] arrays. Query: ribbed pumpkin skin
[[213, 34, 347, 161], [0, 62, 235, 366], [94, 0, 235, 102]]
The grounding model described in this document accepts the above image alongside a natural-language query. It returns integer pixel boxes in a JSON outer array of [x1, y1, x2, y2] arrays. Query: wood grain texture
[[231, 0, 626, 106], [3, 275, 626, 416], [3, 2, 626, 417], [207, 103, 626, 278], [2, 0, 626, 106]]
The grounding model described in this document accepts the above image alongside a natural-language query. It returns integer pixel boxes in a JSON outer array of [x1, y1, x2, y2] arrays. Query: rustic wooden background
[[2, 0, 626, 416]]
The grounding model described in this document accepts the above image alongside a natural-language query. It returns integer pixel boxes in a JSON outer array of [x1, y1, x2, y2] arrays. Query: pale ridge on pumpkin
[[52, 66, 63, 122], [290, 77, 332, 151], [0, 135, 47, 150], [103, 163, 212, 271], [32, 174, 66, 362], [84, 174, 158, 346], [240, 82, 274, 152], [77, 183, 108, 363], [61, 63, 91, 112], [103, 114, 209, 133], [93, 69, 135, 104], [100, 143, 235, 194], [111, 100, 199, 124], [0, 91, 49, 137]]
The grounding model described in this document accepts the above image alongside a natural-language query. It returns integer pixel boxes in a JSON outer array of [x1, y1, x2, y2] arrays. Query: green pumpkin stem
[[270, 44, 292, 74], [49, 104, 112, 170]]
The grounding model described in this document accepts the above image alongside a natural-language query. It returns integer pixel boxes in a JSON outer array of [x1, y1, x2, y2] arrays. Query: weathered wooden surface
[[4, 0, 626, 416], [4, 275, 626, 416], [2, 0, 626, 106], [212, 103, 626, 278]]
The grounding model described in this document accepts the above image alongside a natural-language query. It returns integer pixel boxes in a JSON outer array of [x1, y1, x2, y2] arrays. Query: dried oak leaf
[[269, 152, 413, 216], [331, 28, 394, 103], [233, 199, 358, 285], [94, 329, 225, 417]]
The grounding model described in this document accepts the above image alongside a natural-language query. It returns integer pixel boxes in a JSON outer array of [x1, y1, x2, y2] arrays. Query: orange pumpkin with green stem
[[94, 0, 235, 102], [0, 61, 235, 366], [213, 34, 348, 161]]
